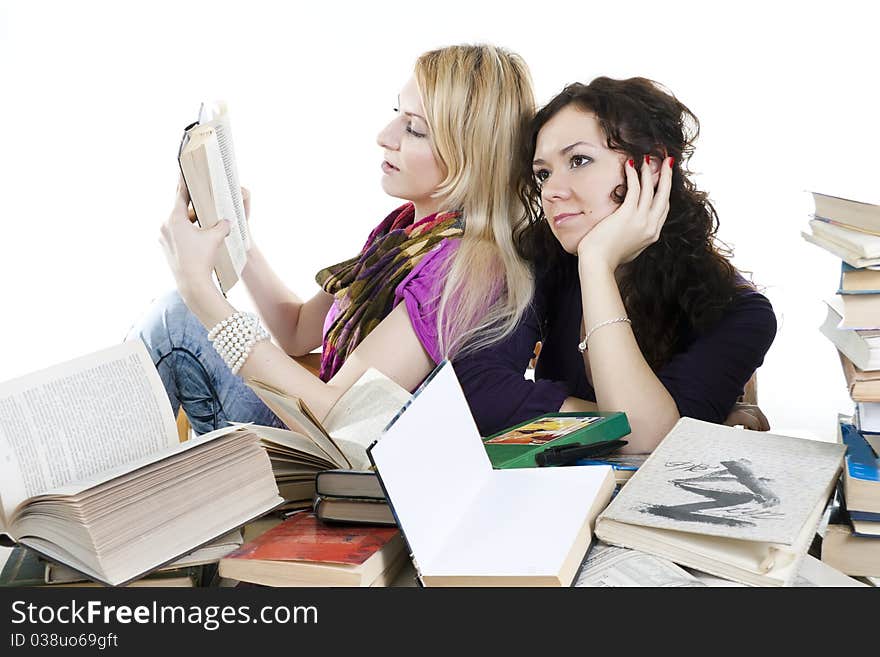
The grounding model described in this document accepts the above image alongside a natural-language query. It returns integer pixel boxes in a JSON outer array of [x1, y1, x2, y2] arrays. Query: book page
[[574, 543, 705, 587], [0, 341, 178, 518], [203, 135, 247, 275], [244, 379, 350, 468], [368, 362, 493, 568], [424, 465, 613, 578], [323, 368, 411, 467]]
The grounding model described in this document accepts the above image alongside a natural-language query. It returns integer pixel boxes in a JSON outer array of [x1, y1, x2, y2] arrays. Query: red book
[[219, 513, 405, 586]]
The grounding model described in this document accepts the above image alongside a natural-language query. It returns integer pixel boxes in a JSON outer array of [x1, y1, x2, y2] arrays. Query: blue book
[[838, 262, 880, 295], [839, 421, 880, 521]]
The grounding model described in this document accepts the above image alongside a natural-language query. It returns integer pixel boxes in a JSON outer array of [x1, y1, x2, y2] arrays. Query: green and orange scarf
[[315, 203, 462, 381]]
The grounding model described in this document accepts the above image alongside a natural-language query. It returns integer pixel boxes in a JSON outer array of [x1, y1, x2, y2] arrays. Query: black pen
[[535, 439, 628, 467]]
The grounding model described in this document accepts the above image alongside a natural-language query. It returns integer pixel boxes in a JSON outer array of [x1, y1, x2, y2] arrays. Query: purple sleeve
[[393, 240, 457, 364], [453, 306, 570, 437], [395, 240, 569, 435], [658, 290, 777, 423]]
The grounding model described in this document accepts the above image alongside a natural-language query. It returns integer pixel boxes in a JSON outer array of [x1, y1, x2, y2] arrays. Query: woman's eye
[[571, 154, 591, 168], [405, 124, 427, 138], [533, 169, 549, 185]]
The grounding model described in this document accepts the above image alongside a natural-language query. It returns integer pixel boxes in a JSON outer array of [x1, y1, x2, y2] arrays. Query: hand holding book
[[159, 177, 233, 291]]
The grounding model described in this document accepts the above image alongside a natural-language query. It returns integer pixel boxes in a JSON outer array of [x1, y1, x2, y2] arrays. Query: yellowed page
[[0, 341, 177, 519]]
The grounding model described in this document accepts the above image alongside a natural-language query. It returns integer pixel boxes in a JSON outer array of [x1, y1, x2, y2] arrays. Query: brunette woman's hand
[[723, 402, 770, 431], [159, 176, 231, 293], [576, 156, 673, 271]]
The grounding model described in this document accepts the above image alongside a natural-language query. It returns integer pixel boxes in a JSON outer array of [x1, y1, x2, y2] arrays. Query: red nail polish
[[668, 156, 675, 167], [627, 159, 634, 167], [644, 155, 651, 165]]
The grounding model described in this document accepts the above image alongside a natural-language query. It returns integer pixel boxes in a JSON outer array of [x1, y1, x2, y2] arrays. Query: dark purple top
[[454, 275, 777, 436]]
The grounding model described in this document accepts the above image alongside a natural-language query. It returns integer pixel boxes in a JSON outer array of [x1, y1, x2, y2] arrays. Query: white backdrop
[[2, 0, 878, 441]]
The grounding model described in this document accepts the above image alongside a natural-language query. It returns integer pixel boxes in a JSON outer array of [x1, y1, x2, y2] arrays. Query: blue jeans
[[127, 290, 286, 435]]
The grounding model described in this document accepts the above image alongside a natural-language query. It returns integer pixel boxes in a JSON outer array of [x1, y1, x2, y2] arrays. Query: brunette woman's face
[[376, 76, 445, 218], [532, 105, 627, 254]]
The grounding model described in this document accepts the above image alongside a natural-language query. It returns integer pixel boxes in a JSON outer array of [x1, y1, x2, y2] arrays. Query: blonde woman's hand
[[576, 156, 673, 272], [159, 177, 230, 293]]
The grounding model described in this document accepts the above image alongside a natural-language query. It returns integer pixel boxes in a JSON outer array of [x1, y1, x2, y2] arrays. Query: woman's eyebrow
[[534, 140, 600, 165], [561, 140, 599, 154], [397, 95, 427, 121]]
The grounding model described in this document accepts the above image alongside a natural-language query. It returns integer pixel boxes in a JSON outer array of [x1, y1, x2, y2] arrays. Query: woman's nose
[[377, 119, 400, 150], [542, 174, 571, 202]]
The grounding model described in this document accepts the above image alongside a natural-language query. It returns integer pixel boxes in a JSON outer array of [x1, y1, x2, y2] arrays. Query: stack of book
[[821, 419, 880, 577], [802, 191, 880, 577]]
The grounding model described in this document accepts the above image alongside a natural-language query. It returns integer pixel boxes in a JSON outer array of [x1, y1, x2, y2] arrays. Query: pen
[[535, 439, 628, 467]]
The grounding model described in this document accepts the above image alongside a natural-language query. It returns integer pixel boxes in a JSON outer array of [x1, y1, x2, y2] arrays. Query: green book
[[482, 412, 631, 469]]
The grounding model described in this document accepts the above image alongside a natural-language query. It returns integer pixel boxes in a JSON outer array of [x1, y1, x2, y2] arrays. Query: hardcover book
[[483, 412, 630, 469], [838, 262, 880, 294], [811, 191, 880, 236], [839, 420, 880, 521], [368, 361, 615, 587], [594, 417, 845, 587], [218, 512, 404, 586], [315, 470, 384, 499], [313, 495, 395, 526]]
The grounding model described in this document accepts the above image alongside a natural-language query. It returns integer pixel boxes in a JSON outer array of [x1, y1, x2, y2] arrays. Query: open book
[[594, 417, 845, 587], [242, 369, 411, 504], [369, 361, 615, 587], [178, 101, 250, 294], [0, 341, 282, 586]]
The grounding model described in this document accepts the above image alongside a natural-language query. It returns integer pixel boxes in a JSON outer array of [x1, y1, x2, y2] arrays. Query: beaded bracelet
[[207, 311, 270, 375], [577, 316, 631, 353]]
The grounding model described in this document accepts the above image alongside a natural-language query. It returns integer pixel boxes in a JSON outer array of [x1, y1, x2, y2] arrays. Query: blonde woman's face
[[376, 76, 445, 218], [532, 106, 627, 254]]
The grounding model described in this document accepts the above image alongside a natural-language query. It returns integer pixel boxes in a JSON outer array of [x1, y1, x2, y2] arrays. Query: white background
[[2, 0, 878, 441]]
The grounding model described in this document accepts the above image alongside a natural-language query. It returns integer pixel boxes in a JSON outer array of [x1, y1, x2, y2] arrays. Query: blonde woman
[[131, 44, 536, 433]]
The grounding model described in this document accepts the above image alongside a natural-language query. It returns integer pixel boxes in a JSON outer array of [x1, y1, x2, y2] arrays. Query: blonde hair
[[415, 44, 535, 359]]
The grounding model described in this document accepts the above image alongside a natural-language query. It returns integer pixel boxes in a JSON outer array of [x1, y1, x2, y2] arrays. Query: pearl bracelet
[[578, 316, 631, 353], [207, 311, 270, 375]]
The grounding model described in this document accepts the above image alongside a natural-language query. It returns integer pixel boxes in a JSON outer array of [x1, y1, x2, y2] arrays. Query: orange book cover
[[224, 513, 399, 565]]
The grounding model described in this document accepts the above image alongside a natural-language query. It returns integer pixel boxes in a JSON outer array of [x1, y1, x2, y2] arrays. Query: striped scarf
[[315, 203, 462, 381]]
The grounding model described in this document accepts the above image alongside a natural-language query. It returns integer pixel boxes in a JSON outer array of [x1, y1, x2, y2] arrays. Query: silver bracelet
[[207, 311, 270, 375], [578, 316, 631, 353]]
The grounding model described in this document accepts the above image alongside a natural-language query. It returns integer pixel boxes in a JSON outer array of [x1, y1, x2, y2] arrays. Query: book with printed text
[[0, 341, 282, 586]]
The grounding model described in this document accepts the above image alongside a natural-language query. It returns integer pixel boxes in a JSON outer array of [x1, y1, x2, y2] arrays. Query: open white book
[[178, 101, 250, 294], [0, 341, 281, 586], [594, 417, 845, 587], [368, 361, 615, 587]]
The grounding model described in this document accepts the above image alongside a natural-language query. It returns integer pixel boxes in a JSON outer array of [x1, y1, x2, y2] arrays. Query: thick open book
[[178, 102, 250, 295], [0, 341, 282, 586], [369, 361, 615, 587], [594, 417, 845, 587], [242, 369, 411, 505]]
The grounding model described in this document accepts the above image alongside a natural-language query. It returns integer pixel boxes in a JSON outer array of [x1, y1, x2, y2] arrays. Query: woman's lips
[[381, 161, 399, 174], [553, 212, 581, 227]]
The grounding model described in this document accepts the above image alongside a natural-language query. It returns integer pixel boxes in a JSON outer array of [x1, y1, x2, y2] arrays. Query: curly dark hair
[[515, 76, 751, 370]]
